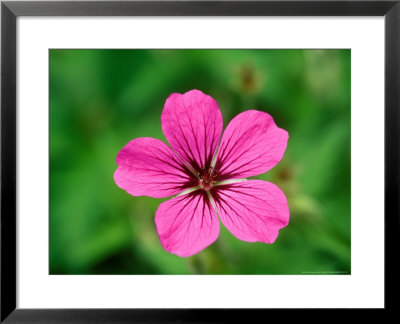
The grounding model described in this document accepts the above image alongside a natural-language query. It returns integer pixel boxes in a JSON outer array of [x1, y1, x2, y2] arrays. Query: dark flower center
[[198, 166, 218, 190]]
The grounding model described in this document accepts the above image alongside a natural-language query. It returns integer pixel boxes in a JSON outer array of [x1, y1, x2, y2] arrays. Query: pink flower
[[114, 90, 289, 257]]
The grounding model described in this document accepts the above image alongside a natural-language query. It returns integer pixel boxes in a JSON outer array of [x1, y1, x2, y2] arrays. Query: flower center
[[198, 167, 218, 191]]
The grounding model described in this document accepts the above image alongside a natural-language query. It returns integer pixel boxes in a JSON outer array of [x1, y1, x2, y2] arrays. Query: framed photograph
[[1, 0, 398, 321]]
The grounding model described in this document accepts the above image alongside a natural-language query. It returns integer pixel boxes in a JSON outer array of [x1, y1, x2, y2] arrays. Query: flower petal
[[215, 110, 288, 180], [161, 90, 223, 172], [155, 191, 219, 257], [212, 180, 289, 243], [114, 137, 197, 198]]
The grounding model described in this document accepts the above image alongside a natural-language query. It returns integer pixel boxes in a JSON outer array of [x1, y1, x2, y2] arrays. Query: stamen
[[198, 166, 219, 190]]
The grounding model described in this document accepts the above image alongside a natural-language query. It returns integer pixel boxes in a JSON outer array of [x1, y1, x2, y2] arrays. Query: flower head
[[114, 90, 289, 257]]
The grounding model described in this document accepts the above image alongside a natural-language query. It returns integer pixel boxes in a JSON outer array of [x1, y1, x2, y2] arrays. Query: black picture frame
[[1, 0, 399, 322]]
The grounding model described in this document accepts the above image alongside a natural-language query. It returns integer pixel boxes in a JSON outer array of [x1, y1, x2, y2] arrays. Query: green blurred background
[[49, 49, 351, 275]]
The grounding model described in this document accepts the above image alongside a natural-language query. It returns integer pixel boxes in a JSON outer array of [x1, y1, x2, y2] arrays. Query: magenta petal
[[212, 180, 289, 243], [155, 192, 219, 257], [114, 137, 196, 198], [161, 90, 223, 171], [215, 110, 288, 180]]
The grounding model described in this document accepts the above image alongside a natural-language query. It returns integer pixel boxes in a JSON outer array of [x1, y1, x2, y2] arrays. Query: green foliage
[[50, 49, 351, 274]]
